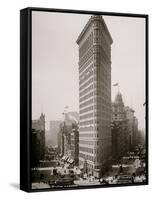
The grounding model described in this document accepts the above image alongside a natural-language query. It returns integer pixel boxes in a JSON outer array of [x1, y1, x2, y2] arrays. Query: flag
[[113, 83, 118, 86]]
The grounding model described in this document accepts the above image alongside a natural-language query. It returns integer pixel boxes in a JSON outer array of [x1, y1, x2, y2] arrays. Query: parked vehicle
[[55, 175, 74, 186]]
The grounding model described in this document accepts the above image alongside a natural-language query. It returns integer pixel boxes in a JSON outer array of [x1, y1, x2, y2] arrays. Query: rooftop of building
[[76, 15, 113, 45], [113, 92, 124, 106]]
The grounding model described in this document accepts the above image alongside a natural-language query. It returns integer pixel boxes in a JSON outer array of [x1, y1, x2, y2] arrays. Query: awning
[[67, 158, 71, 162], [62, 156, 66, 160], [65, 156, 69, 161], [69, 159, 74, 164]]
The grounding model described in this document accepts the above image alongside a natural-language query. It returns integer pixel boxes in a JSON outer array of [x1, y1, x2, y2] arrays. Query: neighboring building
[[58, 113, 72, 156], [132, 116, 138, 147], [70, 124, 79, 166], [112, 92, 139, 158], [58, 112, 79, 166], [57, 125, 63, 155], [48, 120, 61, 147], [32, 112, 45, 132], [76, 15, 113, 177], [125, 106, 135, 150], [112, 92, 129, 159], [137, 129, 145, 146], [31, 113, 45, 167], [112, 92, 126, 122], [125, 106, 138, 150]]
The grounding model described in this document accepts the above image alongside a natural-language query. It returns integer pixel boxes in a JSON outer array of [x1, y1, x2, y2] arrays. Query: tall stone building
[[58, 112, 79, 161], [112, 92, 139, 158], [76, 15, 113, 177], [32, 112, 45, 132], [111, 93, 129, 158], [32, 113, 45, 167], [48, 120, 61, 147], [70, 123, 79, 166], [125, 106, 138, 150], [132, 116, 138, 147]]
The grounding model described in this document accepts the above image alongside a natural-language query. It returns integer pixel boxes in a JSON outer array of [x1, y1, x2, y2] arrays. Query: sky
[[32, 11, 146, 130]]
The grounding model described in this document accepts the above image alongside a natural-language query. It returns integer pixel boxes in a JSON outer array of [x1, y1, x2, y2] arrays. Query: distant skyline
[[32, 11, 146, 130]]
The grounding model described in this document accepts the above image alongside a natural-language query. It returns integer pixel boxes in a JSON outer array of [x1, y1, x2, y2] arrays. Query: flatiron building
[[76, 15, 113, 177]]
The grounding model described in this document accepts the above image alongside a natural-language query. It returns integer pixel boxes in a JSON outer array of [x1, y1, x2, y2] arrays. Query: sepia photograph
[[30, 9, 147, 190]]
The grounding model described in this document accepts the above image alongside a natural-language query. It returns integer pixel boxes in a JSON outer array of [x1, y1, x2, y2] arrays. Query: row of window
[[79, 84, 94, 98], [96, 64, 111, 80], [83, 52, 109, 76], [79, 32, 93, 59], [96, 118, 111, 125], [79, 64, 94, 82], [79, 47, 94, 68], [112, 106, 125, 113], [79, 69, 94, 85], [79, 91, 94, 103], [79, 119, 94, 126], [79, 77, 110, 100], [79, 77, 94, 91], [80, 117, 111, 126], [80, 105, 111, 121], [79, 146, 94, 154], [79, 120, 111, 129], [79, 45, 110, 76], [95, 85, 111, 97], [80, 118, 110, 127], [80, 98, 94, 109], [100, 42, 111, 60], [95, 91, 111, 103], [95, 84, 111, 95], [79, 133, 95, 137], [79, 25, 111, 62], [99, 48, 111, 66], [79, 140, 94, 146], [80, 112, 94, 120], [79, 123, 111, 130], [80, 105, 95, 114], [80, 94, 110, 107], [79, 126, 94, 132], [97, 111, 111, 120], [92, 45, 110, 65], [95, 73, 111, 84], [96, 127, 111, 136], [95, 96, 111, 107], [100, 31, 110, 54], [96, 91, 111, 102], [79, 27, 110, 62], [96, 100, 111, 109], [96, 102, 111, 111], [94, 112, 111, 121], [93, 52, 111, 69], [79, 95, 111, 111], [79, 55, 93, 74], [96, 66, 111, 80], [79, 153, 94, 162], [94, 35, 111, 60], [79, 132, 110, 140]]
